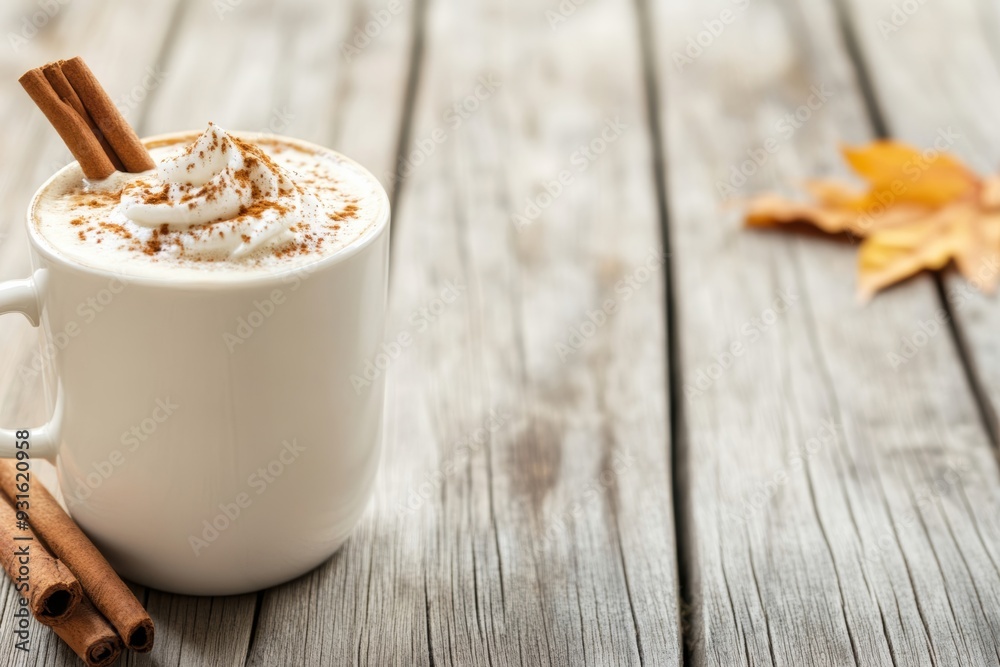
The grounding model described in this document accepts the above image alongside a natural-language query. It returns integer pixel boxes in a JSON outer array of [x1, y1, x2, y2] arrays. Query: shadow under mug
[[0, 133, 390, 595]]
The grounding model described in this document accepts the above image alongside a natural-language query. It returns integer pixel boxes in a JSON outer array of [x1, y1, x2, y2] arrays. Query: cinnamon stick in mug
[[18, 67, 116, 179], [0, 493, 82, 625], [20, 57, 155, 177], [40, 60, 125, 172], [51, 597, 123, 667], [0, 461, 154, 652], [59, 57, 155, 173]]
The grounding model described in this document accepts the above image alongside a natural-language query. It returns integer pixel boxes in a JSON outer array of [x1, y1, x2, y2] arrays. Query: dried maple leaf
[[744, 140, 1000, 300]]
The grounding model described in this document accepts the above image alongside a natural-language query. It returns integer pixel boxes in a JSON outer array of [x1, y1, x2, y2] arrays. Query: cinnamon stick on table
[[0, 493, 82, 625], [51, 597, 123, 667], [19, 56, 154, 178], [0, 461, 154, 652]]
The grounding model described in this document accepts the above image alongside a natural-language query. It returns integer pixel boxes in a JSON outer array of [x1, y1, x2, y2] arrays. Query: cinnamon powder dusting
[[55, 132, 375, 267]]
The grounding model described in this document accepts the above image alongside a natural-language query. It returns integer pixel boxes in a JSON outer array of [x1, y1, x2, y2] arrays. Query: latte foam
[[31, 126, 387, 281]]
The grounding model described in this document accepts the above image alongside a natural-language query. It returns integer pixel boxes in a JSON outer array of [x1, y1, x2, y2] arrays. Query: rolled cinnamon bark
[[41, 61, 125, 172], [59, 56, 155, 173], [0, 493, 82, 625], [18, 67, 116, 179], [51, 597, 123, 667], [0, 461, 154, 652]]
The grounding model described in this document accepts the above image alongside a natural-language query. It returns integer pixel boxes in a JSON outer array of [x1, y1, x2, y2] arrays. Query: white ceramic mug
[[0, 133, 390, 595]]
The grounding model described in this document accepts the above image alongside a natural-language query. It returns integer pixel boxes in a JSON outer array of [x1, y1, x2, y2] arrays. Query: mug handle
[[0, 273, 61, 460]]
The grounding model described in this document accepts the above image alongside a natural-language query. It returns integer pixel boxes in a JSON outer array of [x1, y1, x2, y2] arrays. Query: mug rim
[[26, 131, 391, 290]]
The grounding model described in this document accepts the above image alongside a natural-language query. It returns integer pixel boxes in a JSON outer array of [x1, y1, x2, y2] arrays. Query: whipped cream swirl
[[117, 123, 324, 259]]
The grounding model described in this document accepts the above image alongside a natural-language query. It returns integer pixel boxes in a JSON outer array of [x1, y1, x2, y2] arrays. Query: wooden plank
[[0, 2, 186, 665], [217, 0, 422, 664], [248, 0, 680, 665], [833, 0, 1000, 659], [0, 0, 418, 664], [837, 0, 1000, 436], [125, 1, 399, 665], [126, 589, 253, 667], [649, 0, 1000, 664]]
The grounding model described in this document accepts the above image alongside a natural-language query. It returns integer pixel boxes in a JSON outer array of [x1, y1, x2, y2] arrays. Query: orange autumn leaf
[[842, 141, 977, 207], [744, 140, 1000, 300]]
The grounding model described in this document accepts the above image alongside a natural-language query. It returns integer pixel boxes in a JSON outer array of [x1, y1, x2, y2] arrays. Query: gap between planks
[[829, 0, 1000, 453], [632, 0, 694, 663]]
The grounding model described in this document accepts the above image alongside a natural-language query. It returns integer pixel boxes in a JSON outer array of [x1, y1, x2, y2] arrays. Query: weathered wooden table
[[1, 0, 1000, 665]]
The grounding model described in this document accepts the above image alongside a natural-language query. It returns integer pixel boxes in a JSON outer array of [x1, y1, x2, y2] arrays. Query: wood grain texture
[[0, 1, 184, 665], [837, 0, 1000, 439], [3, 0, 999, 665], [247, 0, 680, 664], [127, 0, 419, 665], [649, 0, 1000, 664], [0, 0, 421, 663]]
